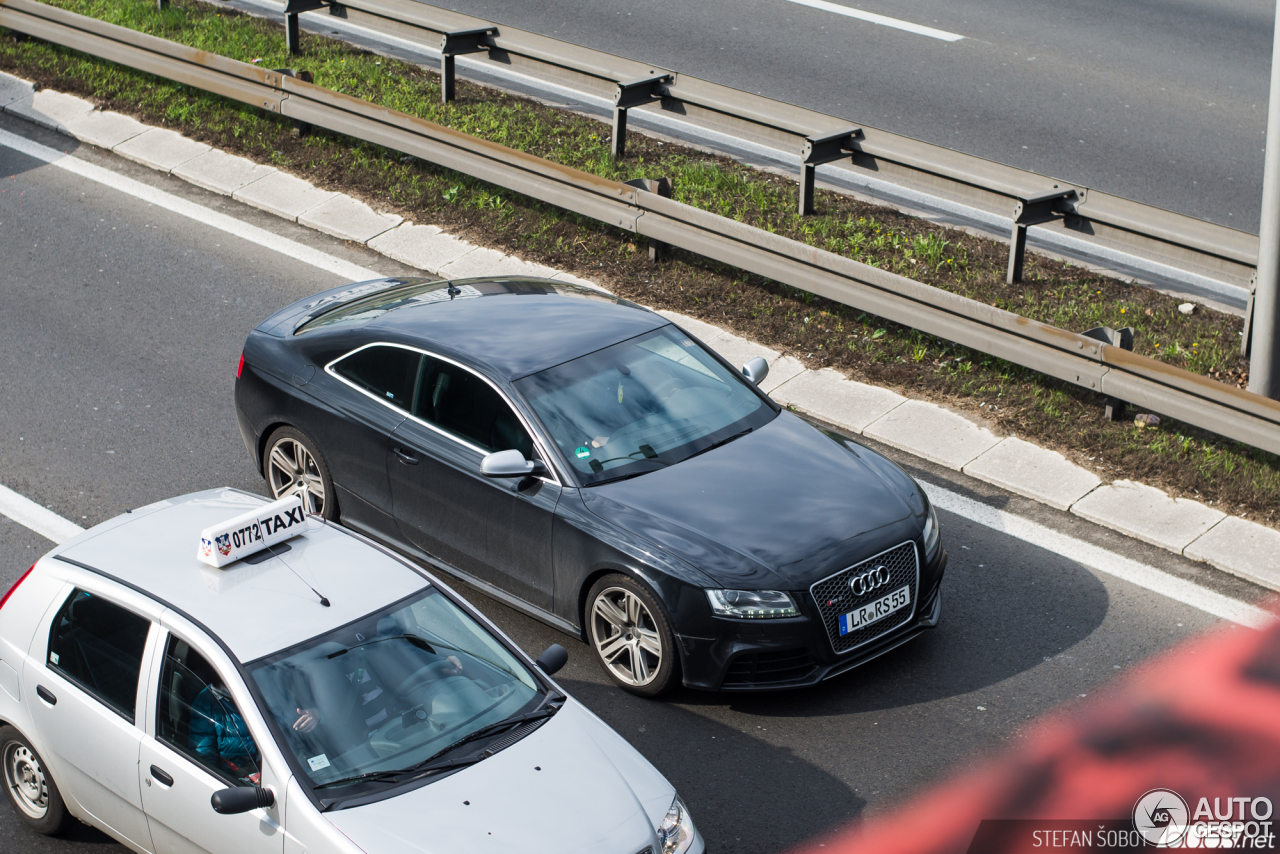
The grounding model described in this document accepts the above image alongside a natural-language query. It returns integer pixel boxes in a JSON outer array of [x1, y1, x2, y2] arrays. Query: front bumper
[[676, 548, 946, 691]]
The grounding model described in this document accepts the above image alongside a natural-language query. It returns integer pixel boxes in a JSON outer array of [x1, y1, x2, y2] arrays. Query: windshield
[[516, 326, 774, 485], [247, 587, 543, 800]]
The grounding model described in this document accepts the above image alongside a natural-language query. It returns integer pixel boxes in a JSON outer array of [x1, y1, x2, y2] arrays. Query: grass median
[[2, 0, 1278, 526]]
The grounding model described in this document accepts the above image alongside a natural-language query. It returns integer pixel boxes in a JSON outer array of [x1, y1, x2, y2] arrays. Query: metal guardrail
[[3, 0, 1280, 456], [273, 0, 1260, 293]]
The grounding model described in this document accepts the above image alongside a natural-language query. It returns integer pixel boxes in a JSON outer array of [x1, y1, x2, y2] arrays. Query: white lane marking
[[0, 128, 383, 281], [0, 485, 85, 545], [926, 483, 1272, 630], [782, 0, 964, 41]]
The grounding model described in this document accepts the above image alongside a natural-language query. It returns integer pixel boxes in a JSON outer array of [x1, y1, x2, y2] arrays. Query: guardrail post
[[1242, 274, 1257, 358], [1007, 189, 1078, 284], [438, 28, 496, 103], [1082, 326, 1134, 420], [1250, 0, 1280, 398], [274, 68, 314, 134], [156, 0, 167, 10], [626, 177, 673, 260], [799, 129, 861, 215], [281, 0, 326, 55], [612, 75, 672, 159]]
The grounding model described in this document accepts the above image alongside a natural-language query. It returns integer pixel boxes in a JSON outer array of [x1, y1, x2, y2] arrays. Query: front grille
[[810, 541, 919, 654], [722, 649, 819, 687]]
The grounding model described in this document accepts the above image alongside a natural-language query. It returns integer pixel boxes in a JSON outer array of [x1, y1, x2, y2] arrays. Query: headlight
[[922, 503, 941, 558], [706, 589, 798, 619], [657, 795, 696, 854]]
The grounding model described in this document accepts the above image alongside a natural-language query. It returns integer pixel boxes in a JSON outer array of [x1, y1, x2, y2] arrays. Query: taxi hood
[[322, 701, 673, 854], [582, 411, 922, 590]]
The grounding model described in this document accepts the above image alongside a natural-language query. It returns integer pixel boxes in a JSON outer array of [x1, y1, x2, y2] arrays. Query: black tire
[[263, 426, 338, 520], [1, 725, 70, 836], [585, 573, 680, 697]]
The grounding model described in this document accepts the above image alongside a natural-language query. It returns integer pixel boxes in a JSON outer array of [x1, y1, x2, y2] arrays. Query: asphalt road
[[437, 0, 1271, 233], [0, 115, 1270, 854]]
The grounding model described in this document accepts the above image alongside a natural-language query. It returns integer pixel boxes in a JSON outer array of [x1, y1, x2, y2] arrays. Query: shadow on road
[[563, 674, 864, 853]]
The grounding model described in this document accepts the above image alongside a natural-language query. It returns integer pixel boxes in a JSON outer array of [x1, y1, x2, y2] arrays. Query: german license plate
[[838, 585, 910, 635]]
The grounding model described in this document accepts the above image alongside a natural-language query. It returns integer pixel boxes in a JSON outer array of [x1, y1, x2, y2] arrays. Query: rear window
[[295, 281, 484, 334]]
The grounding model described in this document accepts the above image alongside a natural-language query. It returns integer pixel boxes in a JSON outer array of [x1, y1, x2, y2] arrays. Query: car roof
[[53, 489, 428, 662], [311, 278, 670, 380]]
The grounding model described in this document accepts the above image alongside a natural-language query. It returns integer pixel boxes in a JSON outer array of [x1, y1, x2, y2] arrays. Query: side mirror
[[535, 643, 569, 675], [742, 356, 769, 385], [481, 449, 547, 478], [211, 786, 275, 815]]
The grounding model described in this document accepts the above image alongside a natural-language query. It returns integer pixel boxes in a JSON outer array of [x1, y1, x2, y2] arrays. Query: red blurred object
[[236, 352, 245, 379], [791, 614, 1280, 854], [0, 563, 35, 611]]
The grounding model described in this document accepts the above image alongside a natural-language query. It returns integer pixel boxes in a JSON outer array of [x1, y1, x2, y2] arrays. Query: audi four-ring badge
[[0, 489, 704, 853], [234, 277, 948, 695]]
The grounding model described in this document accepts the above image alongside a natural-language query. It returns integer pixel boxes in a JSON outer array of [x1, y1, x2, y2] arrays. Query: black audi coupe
[[234, 277, 946, 695]]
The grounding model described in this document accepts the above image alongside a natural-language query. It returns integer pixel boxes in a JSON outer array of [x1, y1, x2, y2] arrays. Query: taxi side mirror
[[535, 643, 568, 675], [211, 786, 275, 815]]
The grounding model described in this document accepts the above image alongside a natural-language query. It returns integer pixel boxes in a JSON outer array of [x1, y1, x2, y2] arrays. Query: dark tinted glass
[[157, 636, 262, 786], [332, 345, 423, 412], [47, 589, 151, 722], [413, 358, 533, 457]]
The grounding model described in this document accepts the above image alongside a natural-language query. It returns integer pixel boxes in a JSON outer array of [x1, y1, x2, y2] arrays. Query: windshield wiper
[[313, 698, 565, 795], [325, 634, 434, 659], [313, 753, 480, 792], [684, 427, 752, 461], [414, 701, 563, 766]]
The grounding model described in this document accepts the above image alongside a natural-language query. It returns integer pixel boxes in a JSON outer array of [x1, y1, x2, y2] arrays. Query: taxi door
[[24, 582, 159, 853], [137, 628, 285, 854]]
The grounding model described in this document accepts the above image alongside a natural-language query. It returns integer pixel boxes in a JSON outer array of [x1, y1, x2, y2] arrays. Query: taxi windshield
[[516, 326, 774, 485], [247, 587, 544, 800]]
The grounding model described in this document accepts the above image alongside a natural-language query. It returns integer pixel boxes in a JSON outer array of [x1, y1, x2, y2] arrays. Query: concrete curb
[[4, 70, 1276, 592]]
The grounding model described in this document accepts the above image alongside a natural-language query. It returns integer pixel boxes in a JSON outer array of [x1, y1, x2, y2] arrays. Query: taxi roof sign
[[198, 493, 307, 568]]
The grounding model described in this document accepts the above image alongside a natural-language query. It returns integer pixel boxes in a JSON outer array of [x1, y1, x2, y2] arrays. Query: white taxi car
[[0, 488, 703, 854]]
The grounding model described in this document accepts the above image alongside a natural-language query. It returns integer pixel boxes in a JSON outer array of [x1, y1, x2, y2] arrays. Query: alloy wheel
[[5, 742, 48, 820], [590, 587, 664, 687], [267, 437, 326, 515]]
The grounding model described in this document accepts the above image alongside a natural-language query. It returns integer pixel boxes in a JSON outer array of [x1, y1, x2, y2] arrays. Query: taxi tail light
[[0, 563, 35, 612], [236, 352, 245, 379]]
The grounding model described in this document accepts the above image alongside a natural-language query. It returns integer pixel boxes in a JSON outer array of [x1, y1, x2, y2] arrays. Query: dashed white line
[[0, 484, 85, 545], [782, 0, 964, 42], [0, 128, 383, 282], [926, 483, 1272, 630]]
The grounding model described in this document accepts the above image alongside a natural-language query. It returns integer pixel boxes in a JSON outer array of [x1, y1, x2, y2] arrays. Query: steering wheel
[[396, 658, 461, 701], [654, 376, 687, 400]]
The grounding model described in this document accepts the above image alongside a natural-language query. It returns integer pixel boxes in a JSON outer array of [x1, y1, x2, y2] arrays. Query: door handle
[[393, 447, 420, 465], [150, 766, 175, 788], [36, 685, 56, 706]]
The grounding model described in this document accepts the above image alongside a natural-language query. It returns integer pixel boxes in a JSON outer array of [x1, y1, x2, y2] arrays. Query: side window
[[332, 345, 424, 412], [47, 589, 151, 722], [414, 357, 534, 458], [157, 636, 261, 787]]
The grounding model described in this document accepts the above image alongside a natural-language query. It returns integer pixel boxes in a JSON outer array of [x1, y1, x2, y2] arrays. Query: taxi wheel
[[1, 725, 69, 835], [586, 574, 679, 697], [264, 427, 337, 520]]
